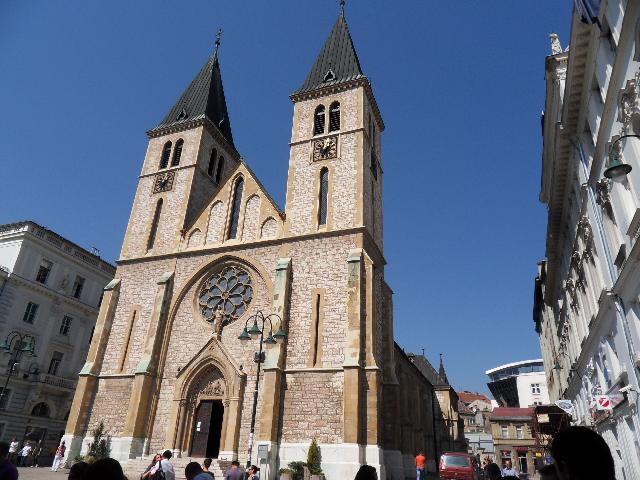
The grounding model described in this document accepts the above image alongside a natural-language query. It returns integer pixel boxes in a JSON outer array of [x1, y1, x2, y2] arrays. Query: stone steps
[[122, 455, 228, 480]]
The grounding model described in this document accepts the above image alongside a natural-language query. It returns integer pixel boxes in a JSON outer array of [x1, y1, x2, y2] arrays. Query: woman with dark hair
[[141, 453, 162, 479], [354, 464, 378, 480], [551, 426, 615, 480], [84, 457, 128, 480]]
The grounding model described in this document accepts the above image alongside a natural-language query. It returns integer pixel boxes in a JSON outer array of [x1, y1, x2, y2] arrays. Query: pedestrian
[[51, 440, 66, 472], [30, 440, 43, 467], [202, 457, 214, 478], [185, 461, 214, 480], [224, 460, 242, 480], [7, 438, 19, 465], [141, 453, 162, 479], [550, 425, 615, 480], [502, 459, 518, 477], [17, 442, 32, 467], [246, 464, 260, 480], [415, 451, 426, 480], [0, 441, 19, 480], [68, 461, 90, 480], [85, 457, 128, 480], [354, 464, 378, 480], [154, 450, 176, 480]]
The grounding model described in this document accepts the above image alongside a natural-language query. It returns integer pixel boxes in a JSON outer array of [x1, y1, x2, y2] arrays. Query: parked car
[[439, 452, 481, 480]]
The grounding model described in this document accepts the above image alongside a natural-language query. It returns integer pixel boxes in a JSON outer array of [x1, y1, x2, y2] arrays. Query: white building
[[485, 360, 550, 408], [0, 221, 114, 462], [534, 1, 640, 478]]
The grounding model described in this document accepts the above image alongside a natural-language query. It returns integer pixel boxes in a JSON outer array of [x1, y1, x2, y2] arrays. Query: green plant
[[306, 438, 323, 475], [278, 467, 294, 474], [87, 421, 110, 460], [287, 461, 307, 480]]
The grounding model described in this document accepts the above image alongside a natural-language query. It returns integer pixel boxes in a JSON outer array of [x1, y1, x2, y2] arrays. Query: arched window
[[314, 105, 325, 135], [31, 402, 49, 417], [227, 177, 244, 239], [207, 148, 217, 176], [159, 141, 172, 169], [215, 156, 225, 184], [171, 139, 183, 166], [329, 102, 340, 132], [147, 199, 163, 251], [318, 168, 329, 226]]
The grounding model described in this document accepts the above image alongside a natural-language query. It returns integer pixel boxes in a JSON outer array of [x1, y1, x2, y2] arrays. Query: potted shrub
[[287, 461, 307, 480], [278, 467, 294, 480], [307, 438, 324, 480]]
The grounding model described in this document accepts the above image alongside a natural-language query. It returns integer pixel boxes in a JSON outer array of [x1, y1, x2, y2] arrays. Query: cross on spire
[[214, 28, 223, 56], [340, 0, 345, 16]]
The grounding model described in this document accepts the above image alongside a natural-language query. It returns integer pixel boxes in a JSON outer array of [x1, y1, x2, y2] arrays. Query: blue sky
[[0, 1, 571, 395]]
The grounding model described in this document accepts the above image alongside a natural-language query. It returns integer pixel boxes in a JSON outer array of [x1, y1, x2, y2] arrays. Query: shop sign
[[555, 399, 574, 416]]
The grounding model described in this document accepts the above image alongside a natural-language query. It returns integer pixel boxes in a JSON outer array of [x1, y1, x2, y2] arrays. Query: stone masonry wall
[[85, 377, 133, 436]]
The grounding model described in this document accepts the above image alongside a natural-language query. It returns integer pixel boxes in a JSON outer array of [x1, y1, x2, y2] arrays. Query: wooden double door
[[190, 400, 224, 458]]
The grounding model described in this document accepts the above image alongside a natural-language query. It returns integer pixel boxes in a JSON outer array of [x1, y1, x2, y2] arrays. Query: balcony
[[35, 373, 76, 390]]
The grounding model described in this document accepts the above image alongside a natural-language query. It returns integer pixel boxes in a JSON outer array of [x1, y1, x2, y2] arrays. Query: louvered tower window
[[329, 102, 340, 132], [159, 141, 172, 169], [215, 156, 225, 184], [147, 199, 163, 251], [208, 148, 217, 176], [314, 105, 325, 135], [227, 177, 244, 240], [318, 168, 329, 226], [171, 139, 183, 166]]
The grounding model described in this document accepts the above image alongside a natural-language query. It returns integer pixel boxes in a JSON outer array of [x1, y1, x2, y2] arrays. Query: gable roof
[[458, 391, 492, 405], [490, 407, 534, 420], [295, 10, 365, 95], [150, 51, 234, 146]]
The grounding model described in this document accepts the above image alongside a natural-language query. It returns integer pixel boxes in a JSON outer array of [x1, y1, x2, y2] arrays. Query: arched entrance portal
[[191, 400, 224, 457]]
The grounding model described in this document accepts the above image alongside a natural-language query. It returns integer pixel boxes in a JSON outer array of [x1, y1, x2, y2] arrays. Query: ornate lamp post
[[0, 331, 37, 407], [238, 310, 286, 470], [603, 134, 637, 182]]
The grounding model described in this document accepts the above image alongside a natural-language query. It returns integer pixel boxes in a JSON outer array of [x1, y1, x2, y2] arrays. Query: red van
[[439, 452, 480, 480]]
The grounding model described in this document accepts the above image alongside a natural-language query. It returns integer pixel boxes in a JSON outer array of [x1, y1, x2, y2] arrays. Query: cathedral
[[64, 6, 454, 479]]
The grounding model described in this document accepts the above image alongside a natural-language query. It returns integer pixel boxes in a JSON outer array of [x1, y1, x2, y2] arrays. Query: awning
[[515, 447, 529, 453]]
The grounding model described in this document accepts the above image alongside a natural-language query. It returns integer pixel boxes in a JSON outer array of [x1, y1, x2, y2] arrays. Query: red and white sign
[[596, 395, 612, 411]]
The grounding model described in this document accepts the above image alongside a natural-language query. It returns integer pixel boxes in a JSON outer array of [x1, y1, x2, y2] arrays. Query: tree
[[306, 437, 322, 475], [87, 421, 109, 461]]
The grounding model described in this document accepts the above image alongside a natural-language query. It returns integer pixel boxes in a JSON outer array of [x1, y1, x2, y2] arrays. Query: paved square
[[16, 467, 69, 480]]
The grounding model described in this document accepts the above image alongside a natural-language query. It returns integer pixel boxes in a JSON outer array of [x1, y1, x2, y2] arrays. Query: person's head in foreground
[[354, 464, 378, 480], [539, 463, 560, 480], [162, 449, 172, 460], [230, 460, 240, 468], [0, 442, 9, 461], [485, 462, 502, 480], [85, 458, 126, 480], [185, 461, 204, 480], [203, 458, 212, 469], [551, 426, 615, 480], [68, 461, 90, 480]]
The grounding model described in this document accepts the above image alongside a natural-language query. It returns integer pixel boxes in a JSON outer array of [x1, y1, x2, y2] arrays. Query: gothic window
[[31, 402, 49, 417], [329, 102, 340, 132], [198, 266, 253, 323], [318, 168, 329, 226], [314, 105, 325, 135], [160, 141, 172, 169], [208, 148, 217, 176], [215, 155, 225, 184], [227, 177, 244, 239], [119, 309, 137, 372], [147, 199, 163, 251], [171, 139, 183, 166]]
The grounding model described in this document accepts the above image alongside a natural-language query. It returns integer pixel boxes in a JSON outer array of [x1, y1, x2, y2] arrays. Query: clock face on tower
[[312, 136, 338, 161], [153, 171, 175, 193]]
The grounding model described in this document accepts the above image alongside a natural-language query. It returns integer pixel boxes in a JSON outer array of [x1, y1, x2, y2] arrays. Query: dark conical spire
[[295, 5, 365, 95], [439, 353, 449, 385], [152, 33, 233, 146]]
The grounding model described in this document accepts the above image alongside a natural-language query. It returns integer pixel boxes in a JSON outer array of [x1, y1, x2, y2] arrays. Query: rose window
[[199, 266, 253, 323]]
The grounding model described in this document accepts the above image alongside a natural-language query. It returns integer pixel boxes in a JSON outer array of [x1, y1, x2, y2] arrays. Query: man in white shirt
[[17, 443, 32, 467], [151, 450, 176, 480], [7, 439, 19, 465]]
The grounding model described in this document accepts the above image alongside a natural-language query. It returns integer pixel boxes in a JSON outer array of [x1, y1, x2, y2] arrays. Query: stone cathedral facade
[[64, 9, 442, 479]]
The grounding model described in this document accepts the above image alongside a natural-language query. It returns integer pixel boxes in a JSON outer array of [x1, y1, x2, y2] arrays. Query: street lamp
[[603, 134, 637, 182], [0, 331, 37, 407], [238, 310, 286, 470]]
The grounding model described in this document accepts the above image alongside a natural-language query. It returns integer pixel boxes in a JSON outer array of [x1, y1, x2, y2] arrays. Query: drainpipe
[[573, 138, 640, 394]]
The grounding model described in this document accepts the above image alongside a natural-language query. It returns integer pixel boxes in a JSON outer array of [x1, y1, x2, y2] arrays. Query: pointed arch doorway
[[191, 399, 224, 457]]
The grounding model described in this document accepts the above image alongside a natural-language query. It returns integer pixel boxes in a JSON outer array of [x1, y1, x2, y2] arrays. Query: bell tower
[[120, 33, 240, 260], [284, 4, 384, 250]]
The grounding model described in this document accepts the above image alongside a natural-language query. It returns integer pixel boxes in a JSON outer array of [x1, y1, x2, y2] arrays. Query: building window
[[531, 383, 541, 394], [0, 389, 11, 410], [60, 315, 72, 336], [171, 139, 183, 166], [35, 259, 53, 284], [48, 352, 63, 376], [31, 402, 49, 418], [314, 105, 326, 135], [329, 102, 340, 132], [208, 148, 217, 176], [23, 302, 39, 324], [227, 177, 244, 240], [159, 141, 172, 169], [318, 168, 329, 226], [501, 425, 509, 438], [215, 156, 225, 184], [370, 150, 378, 181], [516, 425, 524, 439], [72, 276, 85, 299], [147, 199, 163, 251]]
